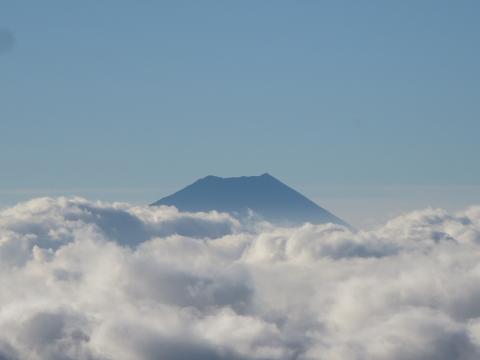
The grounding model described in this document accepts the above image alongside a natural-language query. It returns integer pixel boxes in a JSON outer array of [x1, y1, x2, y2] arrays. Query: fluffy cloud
[[1, 197, 480, 359]]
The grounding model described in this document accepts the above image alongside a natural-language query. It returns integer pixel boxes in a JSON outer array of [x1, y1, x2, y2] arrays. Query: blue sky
[[1, 1, 479, 227]]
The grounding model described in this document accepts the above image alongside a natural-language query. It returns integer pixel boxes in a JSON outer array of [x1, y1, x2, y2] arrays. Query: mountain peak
[[152, 174, 350, 228]]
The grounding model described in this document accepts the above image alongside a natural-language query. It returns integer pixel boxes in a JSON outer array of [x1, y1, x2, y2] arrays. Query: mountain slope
[[151, 173, 350, 227]]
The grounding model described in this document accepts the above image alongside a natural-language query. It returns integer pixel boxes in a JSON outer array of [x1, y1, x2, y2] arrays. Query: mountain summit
[[151, 173, 350, 227]]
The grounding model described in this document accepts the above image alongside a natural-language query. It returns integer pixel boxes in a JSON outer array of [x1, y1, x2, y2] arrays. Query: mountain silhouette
[[151, 173, 350, 228]]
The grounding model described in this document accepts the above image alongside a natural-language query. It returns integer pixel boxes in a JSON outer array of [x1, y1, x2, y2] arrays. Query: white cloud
[[1, 197, 480, 359]]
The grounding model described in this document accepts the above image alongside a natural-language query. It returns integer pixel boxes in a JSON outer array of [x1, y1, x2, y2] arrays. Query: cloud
[[1, 198, 480, 359]]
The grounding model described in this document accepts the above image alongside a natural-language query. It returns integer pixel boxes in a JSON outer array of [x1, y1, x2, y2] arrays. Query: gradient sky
[[1, 1, 479, 228]]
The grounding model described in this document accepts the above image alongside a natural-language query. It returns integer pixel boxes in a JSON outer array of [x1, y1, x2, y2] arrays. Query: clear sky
[[1, 1, 479, 228]]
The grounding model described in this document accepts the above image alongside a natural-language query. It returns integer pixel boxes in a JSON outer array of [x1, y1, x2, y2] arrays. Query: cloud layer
[[1, 197, 480, 359]]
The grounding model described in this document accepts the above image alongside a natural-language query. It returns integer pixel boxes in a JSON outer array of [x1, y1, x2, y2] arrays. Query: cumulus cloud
[[1, 197, 480, 359]]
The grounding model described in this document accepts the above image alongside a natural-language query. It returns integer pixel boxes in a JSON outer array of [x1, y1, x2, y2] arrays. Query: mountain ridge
[[151, 173, 350, 228]]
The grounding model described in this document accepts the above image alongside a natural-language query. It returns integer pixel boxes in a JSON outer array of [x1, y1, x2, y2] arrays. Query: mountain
[[151, 173, 350, 228]]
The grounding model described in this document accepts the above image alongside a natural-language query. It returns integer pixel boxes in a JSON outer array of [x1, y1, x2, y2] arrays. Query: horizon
[[1, 173, 479, 229]]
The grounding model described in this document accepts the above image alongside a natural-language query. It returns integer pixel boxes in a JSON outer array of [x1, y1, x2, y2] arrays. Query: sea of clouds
[[1, 197, 480, 359]]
